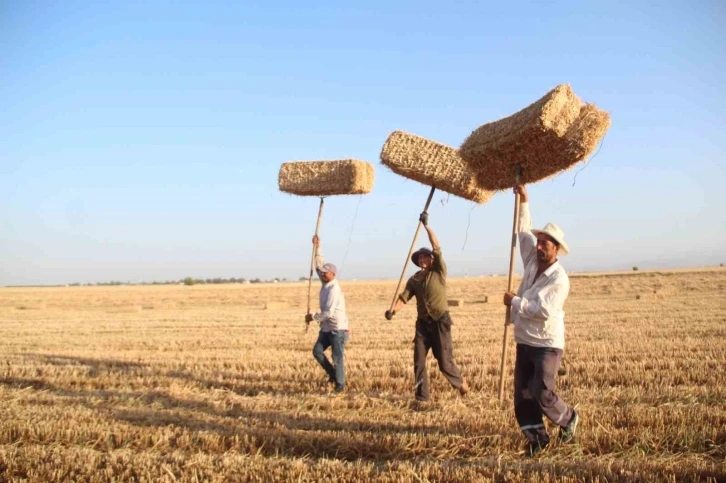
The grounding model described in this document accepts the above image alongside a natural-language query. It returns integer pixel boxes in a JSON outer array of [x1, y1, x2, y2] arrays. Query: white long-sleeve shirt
[[510, 202, 570, 349], [313, 250, 349, 332]]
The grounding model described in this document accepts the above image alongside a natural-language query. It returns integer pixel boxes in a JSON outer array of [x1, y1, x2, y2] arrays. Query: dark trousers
[[514, 344, 574, 445], [414, 312, 464, 401], [313, 330, 348, 389]]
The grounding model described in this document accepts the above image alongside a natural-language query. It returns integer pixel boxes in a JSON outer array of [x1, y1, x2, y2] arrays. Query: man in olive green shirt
[[386, 212, 469, 402]]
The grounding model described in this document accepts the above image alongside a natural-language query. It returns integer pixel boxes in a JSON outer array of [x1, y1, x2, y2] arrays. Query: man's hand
[[513, 184, 528, 203], [312, 235, 320, 248], [385, 310, 395, 321], [305, 313, 314, 324], [503, 292, 516, 306], [419, 212, 429, 227]]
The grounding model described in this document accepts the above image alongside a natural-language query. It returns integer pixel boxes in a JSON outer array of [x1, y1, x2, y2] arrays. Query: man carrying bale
[[503, 184, 578, 456], [306, 235, 349, 393], [386, 214, 469, 402]]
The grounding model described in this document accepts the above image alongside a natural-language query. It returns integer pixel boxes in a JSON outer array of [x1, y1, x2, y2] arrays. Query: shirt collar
[[323, 278, 338, 289], [543, 260, 561, 277]]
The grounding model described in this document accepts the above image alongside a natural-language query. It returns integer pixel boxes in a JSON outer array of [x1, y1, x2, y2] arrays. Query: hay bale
[[14, 302, 46, 311], [106, 305, 142, 313], [278, 160, 375, 196], [380, 131, 493, 204], [264, 301, 289, 310], [447, 299, 465, 307], [460, 84, 611, 189]]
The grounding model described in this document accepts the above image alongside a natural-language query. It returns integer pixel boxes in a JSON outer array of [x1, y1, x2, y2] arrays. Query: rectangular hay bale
[[459, 84, 611, 190], [380, 131, 493, 204], [447, 298, 464, 307], [278, 160, 375, 196]]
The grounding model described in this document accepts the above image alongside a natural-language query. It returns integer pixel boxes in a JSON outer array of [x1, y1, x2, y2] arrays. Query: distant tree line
[[65, 276, 308, 287]]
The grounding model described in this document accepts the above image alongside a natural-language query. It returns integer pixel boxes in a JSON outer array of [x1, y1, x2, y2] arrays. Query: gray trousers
[[514, 343, 574, 445], [414, 313, 464, 401]]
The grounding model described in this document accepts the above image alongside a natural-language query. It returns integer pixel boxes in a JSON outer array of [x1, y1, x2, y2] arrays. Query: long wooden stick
[[389, 185, 436, 313], [498, 168, 522, 402], [306, 197, 325, 330]]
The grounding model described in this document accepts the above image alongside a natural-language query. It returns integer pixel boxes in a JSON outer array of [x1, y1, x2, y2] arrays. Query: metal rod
[[388, 185, 436, 313]]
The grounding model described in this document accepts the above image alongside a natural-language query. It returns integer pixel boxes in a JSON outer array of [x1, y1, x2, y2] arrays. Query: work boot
[[528, 440, 548, 457], [559, 410, 579, 444], [458, 380, 469, 397], [523, 429, 549, 457]]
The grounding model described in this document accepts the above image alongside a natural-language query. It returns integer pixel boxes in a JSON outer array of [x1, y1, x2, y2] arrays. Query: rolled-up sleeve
[[314, 249, 325, 282], [432, 247, 447, 277], [518, 202, 537, 266], [398, 278, 415, 303]]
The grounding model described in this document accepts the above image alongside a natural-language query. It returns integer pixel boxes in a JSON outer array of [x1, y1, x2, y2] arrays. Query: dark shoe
[[559, 410, 579, 444], [528, 440, 548, 457], [334, 384, 345, 393], [523, 428, 549, 457], [458, 380, 469, 397]]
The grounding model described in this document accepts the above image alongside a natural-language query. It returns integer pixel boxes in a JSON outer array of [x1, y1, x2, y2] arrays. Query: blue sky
[[1, 1, 724, 285]]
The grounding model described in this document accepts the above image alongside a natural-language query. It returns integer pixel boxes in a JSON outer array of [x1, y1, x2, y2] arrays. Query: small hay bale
[[447, 298, 465, 307], [264, 301, 289, 310], [106, 305, 142, 313], [380, 131, 493, 204], [278, 160, 375, 196], [459, 84, 611, 189], [14, 302, 46, 311]]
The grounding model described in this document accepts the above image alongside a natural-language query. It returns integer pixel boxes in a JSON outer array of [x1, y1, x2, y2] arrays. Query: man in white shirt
[[306, 235, 349, 393], [503, 184, 579, 456]]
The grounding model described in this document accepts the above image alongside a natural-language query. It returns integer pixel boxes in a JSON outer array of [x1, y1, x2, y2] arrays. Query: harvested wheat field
[[1, 269, 725, 482]]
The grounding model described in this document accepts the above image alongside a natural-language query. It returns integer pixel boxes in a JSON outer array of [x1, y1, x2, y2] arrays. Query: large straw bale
[[459, 84, 611, 189], [278, 160, 375, 196], [380, 131, 493, 204]]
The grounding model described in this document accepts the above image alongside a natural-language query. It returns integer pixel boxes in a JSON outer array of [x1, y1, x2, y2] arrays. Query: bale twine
[[459, 84, 611, 189], [380, 131, 493, 204], [278, 160, 375, 196], [447, 298, 465, 307]]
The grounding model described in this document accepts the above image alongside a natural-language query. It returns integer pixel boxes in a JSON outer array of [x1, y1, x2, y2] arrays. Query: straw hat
[[531, 223, 569, 255]]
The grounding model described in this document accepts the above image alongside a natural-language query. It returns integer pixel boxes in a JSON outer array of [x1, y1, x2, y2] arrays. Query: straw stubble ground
[[1, 269, 725, 482]]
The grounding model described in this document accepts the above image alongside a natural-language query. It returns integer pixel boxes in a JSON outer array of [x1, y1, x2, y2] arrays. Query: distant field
[[1, 269, 725, 482]]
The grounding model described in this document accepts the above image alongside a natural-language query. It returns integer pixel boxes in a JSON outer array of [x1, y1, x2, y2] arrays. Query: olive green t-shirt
[[398, 247, 448, 321]]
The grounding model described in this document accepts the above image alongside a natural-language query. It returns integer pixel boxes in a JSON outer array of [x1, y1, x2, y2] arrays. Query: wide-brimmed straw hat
[[531, 223, 569, 255], [411, 247, 433, 267]]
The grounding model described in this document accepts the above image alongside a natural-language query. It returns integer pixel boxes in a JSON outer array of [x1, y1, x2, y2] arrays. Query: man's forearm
[[425, 225, 440, 250]]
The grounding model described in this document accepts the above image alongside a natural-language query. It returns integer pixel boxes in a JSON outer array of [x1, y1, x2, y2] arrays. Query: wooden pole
[[388, 185, 436, 313], [498, 167, 522, 402], [306, 197, 325, 332]]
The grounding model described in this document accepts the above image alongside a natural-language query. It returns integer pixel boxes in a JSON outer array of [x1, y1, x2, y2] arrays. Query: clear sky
[[2, 1, 724, 286]]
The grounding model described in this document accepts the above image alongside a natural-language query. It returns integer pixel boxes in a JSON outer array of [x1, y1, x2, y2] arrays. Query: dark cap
[[411, 247, 433, 267]]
